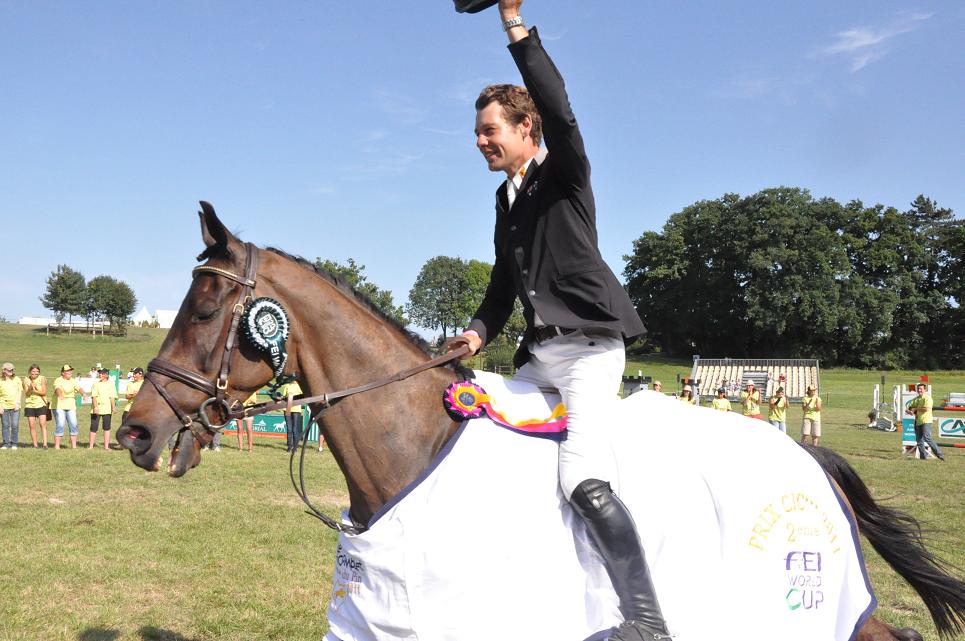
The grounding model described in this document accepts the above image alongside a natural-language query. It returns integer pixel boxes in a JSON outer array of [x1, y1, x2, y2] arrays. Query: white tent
[[132, 306, 153, 325], [155, 310, 178, 329]]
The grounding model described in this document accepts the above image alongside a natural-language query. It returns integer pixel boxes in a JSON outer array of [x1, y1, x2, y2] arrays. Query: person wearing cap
[[651, 380, 663, 394], [768, 386, 789, 434], [678, 385, 697, 405], [88, 368, 116, 450], [53, 364, 81, 449], [122, 368, 144, 424], [22, 364, 50, 448], [739, 380, 763, 419], [442, 3, 663, 640], [0, 362, 23, 449], [906, 383, 944, 461], [711, 387, 732, 412], [800, 385, 823, 446]]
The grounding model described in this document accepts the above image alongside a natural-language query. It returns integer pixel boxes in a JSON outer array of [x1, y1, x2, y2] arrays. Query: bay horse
[[117, 203, 964, 641]]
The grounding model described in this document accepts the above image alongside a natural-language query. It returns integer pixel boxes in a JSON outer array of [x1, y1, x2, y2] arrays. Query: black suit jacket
[[467, 28, 645, 368]]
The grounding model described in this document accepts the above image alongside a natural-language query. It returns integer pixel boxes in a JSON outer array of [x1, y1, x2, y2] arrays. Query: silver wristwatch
[[502, 15, 524, 31]]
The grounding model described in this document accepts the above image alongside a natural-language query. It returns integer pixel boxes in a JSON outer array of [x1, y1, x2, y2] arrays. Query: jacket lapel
[[496, 182, 509, 215], [516, 147, 547, 206]]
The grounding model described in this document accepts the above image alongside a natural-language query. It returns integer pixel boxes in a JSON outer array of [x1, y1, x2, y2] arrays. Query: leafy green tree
[[40, 265, 87, 324], [104, 279, 137, 329], [314, 257, 407, 326], [407, 256, 492, 339], [84, 276, 136, 329], [623, 188, 960, 368]]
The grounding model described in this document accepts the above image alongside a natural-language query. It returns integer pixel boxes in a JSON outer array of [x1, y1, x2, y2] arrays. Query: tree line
[[41, 265, 138, 330], [623, 189, 963, 369]]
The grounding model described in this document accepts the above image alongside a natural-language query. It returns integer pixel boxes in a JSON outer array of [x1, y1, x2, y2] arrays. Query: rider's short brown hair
[[476, 84, 542, 146]]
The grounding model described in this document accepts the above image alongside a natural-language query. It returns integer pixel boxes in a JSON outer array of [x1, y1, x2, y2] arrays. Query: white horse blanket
[[323, 371, 875, 641]]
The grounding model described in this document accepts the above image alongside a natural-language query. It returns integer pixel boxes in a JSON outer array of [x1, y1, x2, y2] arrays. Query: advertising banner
[[938, 416, 965, 440], [900, 388, 919, 448]]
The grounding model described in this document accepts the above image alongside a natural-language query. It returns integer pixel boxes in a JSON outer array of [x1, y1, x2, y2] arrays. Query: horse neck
[[277, 271, 460, 524]]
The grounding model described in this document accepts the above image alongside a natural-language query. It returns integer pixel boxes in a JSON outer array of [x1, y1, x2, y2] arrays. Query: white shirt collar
[[506, 147, 547, 209]]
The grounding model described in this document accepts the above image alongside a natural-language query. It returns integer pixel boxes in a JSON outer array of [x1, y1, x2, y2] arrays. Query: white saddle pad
[[324, 372, 875, 641]]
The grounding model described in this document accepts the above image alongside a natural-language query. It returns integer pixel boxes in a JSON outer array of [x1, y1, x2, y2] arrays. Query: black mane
[[265, 247, 474, 379]]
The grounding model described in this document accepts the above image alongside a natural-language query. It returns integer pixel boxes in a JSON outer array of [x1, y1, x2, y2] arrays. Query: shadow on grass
[[79, 629, 120, 641], [138, 627, 201, 641]]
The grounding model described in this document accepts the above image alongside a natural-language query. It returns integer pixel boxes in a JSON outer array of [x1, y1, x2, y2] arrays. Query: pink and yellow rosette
[[443, 381, 567, 439]]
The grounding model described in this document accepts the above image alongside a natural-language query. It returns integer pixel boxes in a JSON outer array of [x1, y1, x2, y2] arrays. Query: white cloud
[[361, 130, 385, 143], [374, 89, 428, 125], [713, 75, 805, 106], [340, 152, 426, 181], [445, 77, 494, 105], [816, 11, 933, 72]]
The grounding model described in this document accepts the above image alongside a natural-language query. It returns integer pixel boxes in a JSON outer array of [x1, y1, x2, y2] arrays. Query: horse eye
[[193, 308, 220, 323]]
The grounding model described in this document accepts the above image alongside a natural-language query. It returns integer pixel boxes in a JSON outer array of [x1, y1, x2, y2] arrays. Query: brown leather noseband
[[144, 242, 259, 440]]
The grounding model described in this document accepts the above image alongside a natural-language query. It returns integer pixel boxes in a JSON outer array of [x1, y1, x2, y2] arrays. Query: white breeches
[[512, 330, 624, 500]]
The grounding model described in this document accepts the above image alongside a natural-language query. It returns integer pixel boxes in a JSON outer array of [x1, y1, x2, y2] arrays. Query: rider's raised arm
[[501, 4, 590, 193], [499, 0, 528, 44]]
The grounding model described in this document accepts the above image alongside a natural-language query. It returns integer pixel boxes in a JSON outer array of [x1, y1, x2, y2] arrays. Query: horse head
[[118, 202, 463, 525], [117, 202, 282, 476]]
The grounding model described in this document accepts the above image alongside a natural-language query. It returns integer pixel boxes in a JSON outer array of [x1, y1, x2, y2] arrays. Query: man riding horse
[[445, 2, 667, 639]]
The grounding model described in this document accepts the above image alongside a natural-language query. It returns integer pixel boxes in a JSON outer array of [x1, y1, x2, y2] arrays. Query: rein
[[244, 346, 471, 419], [143, 242, 471, 535]]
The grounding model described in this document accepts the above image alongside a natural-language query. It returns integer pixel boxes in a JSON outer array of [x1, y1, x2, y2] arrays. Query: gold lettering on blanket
[[747, 492, 841, 554]]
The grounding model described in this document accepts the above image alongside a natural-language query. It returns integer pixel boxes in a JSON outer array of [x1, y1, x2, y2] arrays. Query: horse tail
[[802, 444, 965, 639]]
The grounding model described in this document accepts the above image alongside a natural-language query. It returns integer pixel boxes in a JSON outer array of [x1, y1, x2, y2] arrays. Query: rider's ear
[[197, 201, 236, 261]]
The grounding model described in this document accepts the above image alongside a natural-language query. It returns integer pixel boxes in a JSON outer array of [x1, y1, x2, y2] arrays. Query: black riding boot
[[570, 478, 672, 641]]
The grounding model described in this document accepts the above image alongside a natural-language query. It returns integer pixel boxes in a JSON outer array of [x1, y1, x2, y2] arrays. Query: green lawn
[[1, 324, 963, 640]]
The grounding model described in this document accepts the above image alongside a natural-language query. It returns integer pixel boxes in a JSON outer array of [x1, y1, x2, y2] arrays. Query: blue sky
[[2, 1, 963, 335]]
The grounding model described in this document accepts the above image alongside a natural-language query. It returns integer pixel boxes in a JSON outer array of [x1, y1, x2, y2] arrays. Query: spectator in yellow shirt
[[710, 387, 731, 412], [89, 368, 116, 450], [280, 380, 304, 452], [53, 364, 81, 449], [906, 383, 944, 461], [678, 385, 697, 405], [739, 380, 762, 419], [236, 392, 258, 453], [22, 364, 49, 448], [801, 385, 822, 446], [0, 362, 23, 449], [122, 367, 144, 423], [768, 387, 789, 434]]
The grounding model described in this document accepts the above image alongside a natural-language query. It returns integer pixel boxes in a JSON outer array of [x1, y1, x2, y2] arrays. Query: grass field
[[1, 323, 963, 641]]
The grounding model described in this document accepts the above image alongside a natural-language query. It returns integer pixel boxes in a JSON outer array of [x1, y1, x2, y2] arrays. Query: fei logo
[[785, 550, 824, 611], [786, 550, 822, 572]]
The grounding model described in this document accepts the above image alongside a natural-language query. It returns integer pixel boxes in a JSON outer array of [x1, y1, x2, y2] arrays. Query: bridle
[[143, 242, 470, 534], [145, 242, 260, 440]]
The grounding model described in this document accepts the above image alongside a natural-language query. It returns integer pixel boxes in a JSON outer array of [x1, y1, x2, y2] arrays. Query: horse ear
[[196, 201, 237, 261]]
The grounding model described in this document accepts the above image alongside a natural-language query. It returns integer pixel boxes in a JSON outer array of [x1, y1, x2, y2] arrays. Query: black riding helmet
[[453, 0, 499, 13]]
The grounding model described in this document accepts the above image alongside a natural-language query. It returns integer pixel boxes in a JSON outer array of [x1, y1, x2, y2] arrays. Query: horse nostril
[[126, 426, 150, 441], [117, 424, 153, 457]]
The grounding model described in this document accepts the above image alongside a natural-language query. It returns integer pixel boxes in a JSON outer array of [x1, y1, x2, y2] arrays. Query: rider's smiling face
[[474, 101, 534, 177]]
